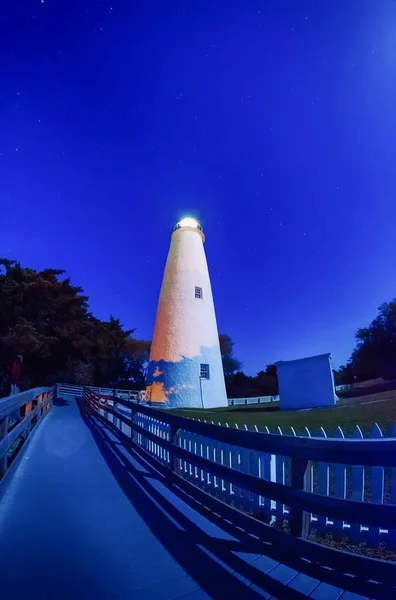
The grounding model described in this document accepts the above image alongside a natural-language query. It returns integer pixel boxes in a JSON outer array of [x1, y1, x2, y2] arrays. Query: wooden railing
[[0, 387, 54, 480], [81, 388, 396, 595], [82, 389, 396, 538], [57, 383, 140, 401]]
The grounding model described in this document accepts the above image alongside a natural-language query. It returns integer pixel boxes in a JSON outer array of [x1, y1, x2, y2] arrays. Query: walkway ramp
[[0, 396, 391, 599]]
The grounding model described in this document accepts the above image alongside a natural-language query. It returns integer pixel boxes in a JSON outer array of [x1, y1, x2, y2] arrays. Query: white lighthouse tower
[[146, 217, 228, 409]]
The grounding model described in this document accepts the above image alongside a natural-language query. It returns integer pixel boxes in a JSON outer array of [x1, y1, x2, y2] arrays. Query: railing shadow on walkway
[[77, 400, 302, 600], [76, 399, 394, 600]]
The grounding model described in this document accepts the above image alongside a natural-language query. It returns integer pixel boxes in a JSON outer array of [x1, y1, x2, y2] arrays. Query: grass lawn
[[172, 387, 396, 438]]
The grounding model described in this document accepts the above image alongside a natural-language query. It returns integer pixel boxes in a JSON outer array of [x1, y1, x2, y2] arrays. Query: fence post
[[170, 424, 180, 474], [23, 400, 33, 439], [0, 416, 9, 478], [130, 404, 137, 444], [37, 394, 42, 421], [290, 456, 310, 538]]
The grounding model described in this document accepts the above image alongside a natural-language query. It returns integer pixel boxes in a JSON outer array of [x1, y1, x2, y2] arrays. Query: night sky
[[1, 1, 396, 374]]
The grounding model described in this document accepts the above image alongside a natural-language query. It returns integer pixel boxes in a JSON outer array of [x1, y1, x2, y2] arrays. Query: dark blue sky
[[1, 0, 395, 374]]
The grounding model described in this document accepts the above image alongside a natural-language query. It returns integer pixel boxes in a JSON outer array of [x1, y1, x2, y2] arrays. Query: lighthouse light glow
[[178, 217, 199, 229]]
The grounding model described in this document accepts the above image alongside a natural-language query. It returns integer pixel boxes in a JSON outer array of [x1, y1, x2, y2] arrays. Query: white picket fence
[[104, 404, 396, 550], [58, 384, 354, 408], [228, 385, 356, 406], [228, 395, 279, 405]]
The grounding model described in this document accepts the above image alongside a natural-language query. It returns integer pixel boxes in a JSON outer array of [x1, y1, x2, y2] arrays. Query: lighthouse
[[146, 217, 228, 409]]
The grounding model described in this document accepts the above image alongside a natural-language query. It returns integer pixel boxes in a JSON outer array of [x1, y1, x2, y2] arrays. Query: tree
[[225, 371, 252, 398], [348, 300, 396, 381], [121, 338, 151, 389], [334, 364, 355, 385], [219, 333, 242, 376], [265, 364, 278, 379], [0, 258, 139, 393], [256, 369, 278, 395]]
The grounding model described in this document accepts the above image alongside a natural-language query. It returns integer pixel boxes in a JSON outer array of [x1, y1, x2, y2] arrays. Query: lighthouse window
[[200, 364, 210, 379], [195, 286, 203, 299]]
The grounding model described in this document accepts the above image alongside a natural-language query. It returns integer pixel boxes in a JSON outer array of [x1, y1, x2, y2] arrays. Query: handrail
[[0, 387, 54, 479], [81, 387, 396, 592], [57, 383, 141, 401], [82, 388, 396, 538]]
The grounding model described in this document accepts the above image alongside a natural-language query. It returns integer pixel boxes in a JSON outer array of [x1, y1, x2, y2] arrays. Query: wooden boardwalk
[[0, 396, 391, 599]]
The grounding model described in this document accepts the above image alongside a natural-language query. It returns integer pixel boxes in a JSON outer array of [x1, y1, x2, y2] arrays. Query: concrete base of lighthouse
[[146, 345, 228, 409]]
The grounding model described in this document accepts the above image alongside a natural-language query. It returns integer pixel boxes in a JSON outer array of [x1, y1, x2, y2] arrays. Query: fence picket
[[259, 425, 273, 521], [242, 425, 259, 516], [316, 427, 329, 535], [215, 423, 225, 500], [349, 425, 364, 543], [190, 432, 197, 482], [210, 422, 219, 491], [333, 426, 346, 538], [187, 431, 194, 479], [231, 425, 243, 507], [299, 427, 313, 531], [237, 425, 252, 511], [368, 423, 384, 547], [222, 424, 232, 501], [275, 426, 286, 524], [201, 435, 209, 491], [303, 427, 313, 493], [207, 436, 214, 491]]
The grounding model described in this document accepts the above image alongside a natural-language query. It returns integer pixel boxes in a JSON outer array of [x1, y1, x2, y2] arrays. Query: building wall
[[146, 225, 227, 409], [277, 353, 338, 410]]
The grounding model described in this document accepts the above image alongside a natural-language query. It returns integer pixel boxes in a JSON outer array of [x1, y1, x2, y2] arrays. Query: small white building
[[275, 353, 338, 410]]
